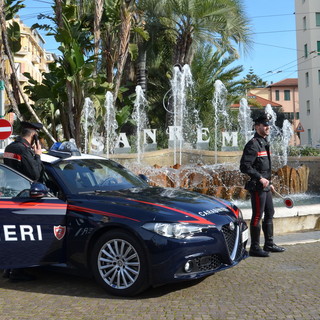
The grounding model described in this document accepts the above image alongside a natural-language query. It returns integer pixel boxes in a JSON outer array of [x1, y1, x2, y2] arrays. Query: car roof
[[41, 152, 106, 164]]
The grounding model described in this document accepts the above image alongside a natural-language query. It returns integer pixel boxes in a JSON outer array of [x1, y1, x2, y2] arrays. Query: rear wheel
[[90, 230, 149, 296]]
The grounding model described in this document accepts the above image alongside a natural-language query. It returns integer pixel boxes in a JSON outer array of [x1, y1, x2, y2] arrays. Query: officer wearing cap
[[4, 121, 44, 181], [3, 121, 44, 282], [240, 113, 285, 257]]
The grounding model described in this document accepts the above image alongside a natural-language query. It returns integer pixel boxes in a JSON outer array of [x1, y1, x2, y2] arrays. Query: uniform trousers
[[250, 189, 274, 227]]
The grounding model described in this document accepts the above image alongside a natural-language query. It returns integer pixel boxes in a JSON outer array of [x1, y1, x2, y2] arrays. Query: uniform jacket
[[240, 132, 271, 191], [3, 136, 44, 181]]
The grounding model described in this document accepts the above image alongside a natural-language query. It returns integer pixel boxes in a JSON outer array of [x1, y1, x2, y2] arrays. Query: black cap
[[254, 113, 272, 126], [20, 121, 43, 130]]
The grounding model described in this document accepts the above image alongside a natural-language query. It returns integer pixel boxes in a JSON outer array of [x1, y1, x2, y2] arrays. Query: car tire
[[90, 230, 149, 296]]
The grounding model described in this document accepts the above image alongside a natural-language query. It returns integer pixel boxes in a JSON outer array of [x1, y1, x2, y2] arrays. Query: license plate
[[242, 228, 249, 243]]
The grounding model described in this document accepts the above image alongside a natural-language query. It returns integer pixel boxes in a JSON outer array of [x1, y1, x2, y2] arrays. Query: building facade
[[3, 17, 55, 114], [295, 0, 320, 146], [237, 78, 300, 146]]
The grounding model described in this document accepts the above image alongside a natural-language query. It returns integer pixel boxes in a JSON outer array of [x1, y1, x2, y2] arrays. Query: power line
[[250, 11, 318, 19], [250, 13, 294, 19], [253, 41, 299, 52], [260, 53, 319, 80], [253, 27, 320, 35]]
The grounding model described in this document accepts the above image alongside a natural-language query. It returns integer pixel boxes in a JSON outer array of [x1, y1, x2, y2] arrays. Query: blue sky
[[234, 0, 298, 84], [19, 0, 298, 85]]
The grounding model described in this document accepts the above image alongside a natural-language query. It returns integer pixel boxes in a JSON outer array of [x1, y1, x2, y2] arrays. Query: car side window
[[0, 166, 31, 197]]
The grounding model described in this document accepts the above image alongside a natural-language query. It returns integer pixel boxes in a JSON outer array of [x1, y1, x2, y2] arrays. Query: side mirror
[[30, 182, 49, 198], [138, 174, 149, 183]]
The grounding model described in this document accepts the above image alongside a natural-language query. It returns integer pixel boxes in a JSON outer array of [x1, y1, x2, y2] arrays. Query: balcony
[[32, 55, 40, 64], [16, 46, 29, 56]]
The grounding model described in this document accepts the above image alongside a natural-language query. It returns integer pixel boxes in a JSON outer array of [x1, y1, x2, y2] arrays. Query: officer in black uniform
[[240, 113, 285, 257], [2, 121, 44, 281], [4, 121, 44, 181]]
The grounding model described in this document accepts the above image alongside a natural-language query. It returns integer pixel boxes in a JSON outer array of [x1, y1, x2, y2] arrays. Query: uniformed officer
[[240, 113, 285, 257], [2, 121, 44, 281], [4, 121, 44, 181]]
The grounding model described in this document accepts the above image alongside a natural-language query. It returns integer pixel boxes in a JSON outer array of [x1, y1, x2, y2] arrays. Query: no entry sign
[[0, 119, 12, 140]]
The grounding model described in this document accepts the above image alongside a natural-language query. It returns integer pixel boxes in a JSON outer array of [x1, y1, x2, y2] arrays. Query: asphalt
[[0, 230, 319, 320]]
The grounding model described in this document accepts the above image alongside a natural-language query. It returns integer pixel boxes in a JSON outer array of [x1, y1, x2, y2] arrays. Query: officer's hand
[[259, 177, 269, 188]]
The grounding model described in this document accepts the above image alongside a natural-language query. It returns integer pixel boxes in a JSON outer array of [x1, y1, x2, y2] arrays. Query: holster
[[244, 180, 257, 192]]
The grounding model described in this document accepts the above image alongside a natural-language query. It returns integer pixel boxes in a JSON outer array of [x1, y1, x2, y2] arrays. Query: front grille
[[222, 223, 237, 255], [194, 254, 222, 272], [235, 238, 244, 260]]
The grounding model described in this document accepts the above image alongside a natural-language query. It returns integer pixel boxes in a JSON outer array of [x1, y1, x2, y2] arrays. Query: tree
[[154, 0, 252, 66], [243, 68, 267, 89]]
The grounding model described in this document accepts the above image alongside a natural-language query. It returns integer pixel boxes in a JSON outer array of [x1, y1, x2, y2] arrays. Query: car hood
[[75, 186, 241, 225]]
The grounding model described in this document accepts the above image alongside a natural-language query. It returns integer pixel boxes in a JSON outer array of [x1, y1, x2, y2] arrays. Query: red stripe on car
[[127, 199, 215, 225]]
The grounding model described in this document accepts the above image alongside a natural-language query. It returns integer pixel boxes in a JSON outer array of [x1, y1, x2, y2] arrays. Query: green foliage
[[4, 0, 25, 20], [6, 20, 21, 52], [289, 146, 320, 157]]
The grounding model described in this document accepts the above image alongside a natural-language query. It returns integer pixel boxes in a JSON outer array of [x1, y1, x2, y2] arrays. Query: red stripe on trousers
[[252, 191, 261, 226]]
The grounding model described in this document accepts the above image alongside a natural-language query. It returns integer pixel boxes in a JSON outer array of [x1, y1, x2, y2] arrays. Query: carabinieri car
[[0, 142, 248, 296]]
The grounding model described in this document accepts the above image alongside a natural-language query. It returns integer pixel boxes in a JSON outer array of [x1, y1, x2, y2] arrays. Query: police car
[[0, 141, 248, 296]]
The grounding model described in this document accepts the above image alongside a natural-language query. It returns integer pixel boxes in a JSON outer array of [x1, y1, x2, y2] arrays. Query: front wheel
[[90, 230, 149, 296]]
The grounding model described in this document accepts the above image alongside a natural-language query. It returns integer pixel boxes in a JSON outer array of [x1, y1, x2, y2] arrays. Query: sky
[[18, 0, 299, 85]]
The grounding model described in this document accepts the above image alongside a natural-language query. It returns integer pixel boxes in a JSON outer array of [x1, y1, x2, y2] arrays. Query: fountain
[[123, 95, 309, 201], [104, 91, 118, 159], [132, 85, 149, 164], [85, 67, 308, 202], [165, 64, 202, 165], [213, 80, 230, 163], [82, 97, 95, 153], [238, 98, 254, 145]]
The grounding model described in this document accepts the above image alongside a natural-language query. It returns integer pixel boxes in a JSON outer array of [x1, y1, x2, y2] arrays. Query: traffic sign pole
[[0, 80, 4, 118], [0, 81, 5, 149]]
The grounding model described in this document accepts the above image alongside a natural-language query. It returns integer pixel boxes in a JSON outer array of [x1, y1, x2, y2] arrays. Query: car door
[[0, 164, 67, 269]]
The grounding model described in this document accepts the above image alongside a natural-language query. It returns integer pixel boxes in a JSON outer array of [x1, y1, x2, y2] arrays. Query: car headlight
[[142, 222, 215, 239]]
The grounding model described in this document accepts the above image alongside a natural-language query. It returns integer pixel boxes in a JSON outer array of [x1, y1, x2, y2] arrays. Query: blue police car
[[0, 142, 248, 296]]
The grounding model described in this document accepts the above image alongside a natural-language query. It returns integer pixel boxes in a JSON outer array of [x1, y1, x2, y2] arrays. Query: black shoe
[[2, 269, 10, 279], [264, 244, 286, 252], [9, 269, 36, 282], [249, 247, 270, 257]]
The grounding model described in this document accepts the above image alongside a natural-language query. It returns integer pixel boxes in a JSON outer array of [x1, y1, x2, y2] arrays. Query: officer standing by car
[[2, 121, 44, 281], [240, 113, 285, 257], [3, 121, 44, 181]]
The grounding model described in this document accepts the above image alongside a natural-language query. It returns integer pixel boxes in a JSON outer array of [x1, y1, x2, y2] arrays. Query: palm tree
[[158, 0, 252, 66]]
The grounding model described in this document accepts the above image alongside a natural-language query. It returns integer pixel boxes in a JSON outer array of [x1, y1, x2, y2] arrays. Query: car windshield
[[52, 158, 148, 193]]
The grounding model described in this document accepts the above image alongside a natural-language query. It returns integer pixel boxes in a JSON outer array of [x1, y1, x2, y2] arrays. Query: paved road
[[0, 240, 320, 320]]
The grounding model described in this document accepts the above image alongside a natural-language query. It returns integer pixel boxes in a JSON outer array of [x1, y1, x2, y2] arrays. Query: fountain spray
[[82, 97, 95, 153], [104, 91, 118, 159], [132, 86, 148, 164]]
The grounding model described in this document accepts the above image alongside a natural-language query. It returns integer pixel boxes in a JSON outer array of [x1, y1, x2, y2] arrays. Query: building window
[[284, 90, 291, 101], [316, 13, 320, 27], [303, 16, 307, 30], [275, 90, 280, 101], [306, 72, 309, 87], [307, 100, 310, 115], [318, 70, 320, 84], [304, 44, 308, 57], [296, 112, 300, 120], [318, 41, 320, 55]]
